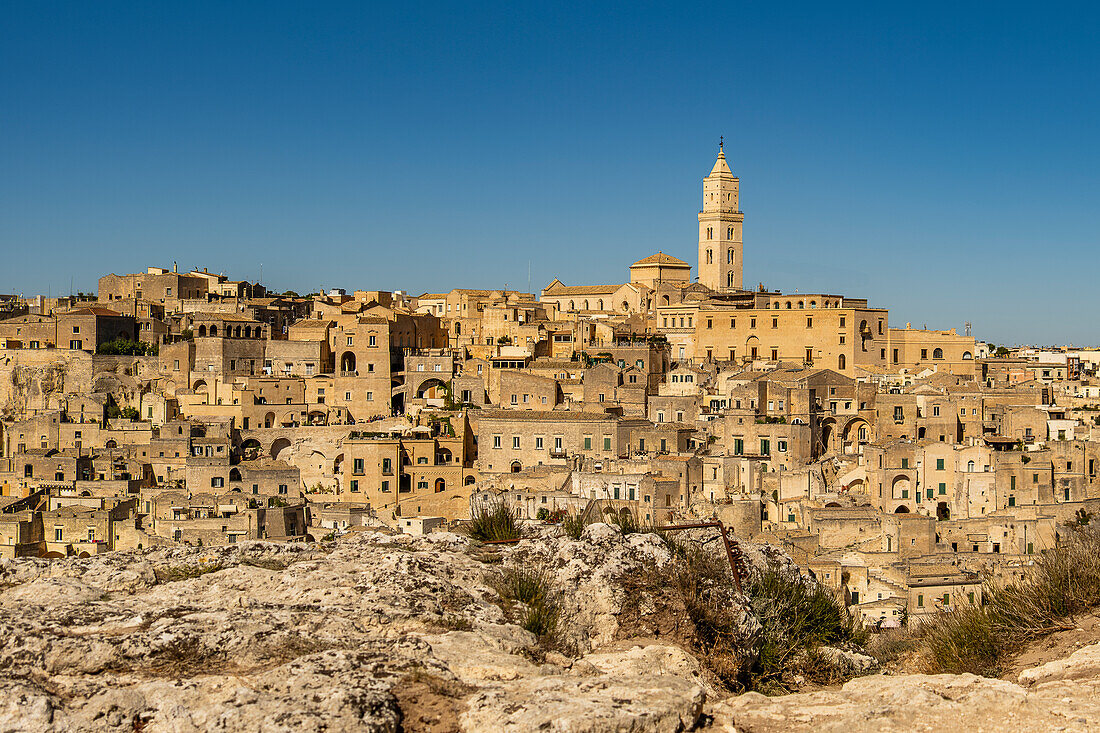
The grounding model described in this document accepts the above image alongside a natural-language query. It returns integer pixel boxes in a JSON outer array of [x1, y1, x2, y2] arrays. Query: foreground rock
[[0, 527, 712, 732], [0, 526, 1097, 731], [708, 650, 1100, 732]]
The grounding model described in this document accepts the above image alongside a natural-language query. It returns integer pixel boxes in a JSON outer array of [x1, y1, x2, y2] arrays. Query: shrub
[[521, 599, 559, 638], [490, 566, 552, 607], [918, 528, 1100, 675], [488, 565, 560, 641], [921, 606, 999, 675], [464, 500, 521, 542], [97, 337, 157, 356], [747, 563, 867, 691], [561, 513, 586, 540]]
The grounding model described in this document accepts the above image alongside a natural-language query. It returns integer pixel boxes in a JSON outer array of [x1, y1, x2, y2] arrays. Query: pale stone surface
[[1, 528, 1098, 732], [707, 665, 1100, 732], [460, 675, 706, 732]]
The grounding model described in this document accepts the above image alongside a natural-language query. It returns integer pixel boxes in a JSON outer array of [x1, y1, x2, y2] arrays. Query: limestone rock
[[460, 674, 706, 732]]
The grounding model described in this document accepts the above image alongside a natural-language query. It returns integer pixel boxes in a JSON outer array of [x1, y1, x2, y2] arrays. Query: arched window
[[838, 354, 846, 370], [967, 460, 975, 472], [198, 325, 207, 337], [962, 351, 973, 360], [727, 249, 734, 264], [786, 301, 792, 309], [662, 295, 670, 306], [706, 249, 713, 264], [727, 272, 734, 288], [582, 300, 589, 310], [727, 226, 734, 239], [244, 326, 252, 338], [568, 300, 575, 310], [210, 325, 218, 337], [597, 299, 603, 310], [798, 301, 804, 309], [933, 348, 944, 360], [706, 227, 713, 239]]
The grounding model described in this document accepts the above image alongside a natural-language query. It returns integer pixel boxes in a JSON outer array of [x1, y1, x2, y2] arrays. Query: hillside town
[[2, 144, 1098, 634]]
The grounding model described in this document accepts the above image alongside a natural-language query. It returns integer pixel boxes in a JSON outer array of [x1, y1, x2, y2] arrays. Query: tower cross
[[719, 135, 724, 151]]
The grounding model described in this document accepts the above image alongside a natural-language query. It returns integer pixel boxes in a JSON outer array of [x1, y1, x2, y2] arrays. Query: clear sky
[[2, 2, 1098, 346]]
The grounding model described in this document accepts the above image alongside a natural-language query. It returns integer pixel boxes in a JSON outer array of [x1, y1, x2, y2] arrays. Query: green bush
[[747, 564, 867, 691], [97, 337, 157, 356], [919, 529, 1100, 675], [561, 513, 587, 539], [921, 606, 999, 675], [488, 565, 560, 641], [464, 500, 522, 542], [491, 566, 552, 607]]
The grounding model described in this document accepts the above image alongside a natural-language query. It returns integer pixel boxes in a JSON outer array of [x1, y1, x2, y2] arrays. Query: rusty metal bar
[[655, 520, 744, 593]]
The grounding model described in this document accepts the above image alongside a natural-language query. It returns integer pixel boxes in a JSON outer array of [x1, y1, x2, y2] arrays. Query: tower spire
[[719, 135, 724, 153]]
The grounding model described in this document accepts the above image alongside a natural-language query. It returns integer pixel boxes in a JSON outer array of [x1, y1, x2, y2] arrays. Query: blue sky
[[2, 2, 1098, 345]]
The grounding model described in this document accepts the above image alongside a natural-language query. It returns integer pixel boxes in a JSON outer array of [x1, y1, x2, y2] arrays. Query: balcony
[[549, 448, 568, 459]]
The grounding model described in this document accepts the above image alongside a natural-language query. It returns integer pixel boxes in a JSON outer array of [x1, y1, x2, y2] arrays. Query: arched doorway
[[510, 461, 522, 473], [936, 502, 950, 521], [894, 505, 910, 514], [270, 438, 292, 460], [340, 352, 356, 373], [435, 478, 446, 493]]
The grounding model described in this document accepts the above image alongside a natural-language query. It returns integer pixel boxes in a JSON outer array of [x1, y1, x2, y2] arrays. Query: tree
[[96, 338, 157, 356]]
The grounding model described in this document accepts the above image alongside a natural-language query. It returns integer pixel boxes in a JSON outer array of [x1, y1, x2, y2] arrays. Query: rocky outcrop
[[0, 527, 716, 731], [0, 526, 1097, 732], [706, 658, 1100, 732]]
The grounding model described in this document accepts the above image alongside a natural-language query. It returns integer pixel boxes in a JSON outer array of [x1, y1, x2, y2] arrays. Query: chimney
[[173, 261, 177, 273]]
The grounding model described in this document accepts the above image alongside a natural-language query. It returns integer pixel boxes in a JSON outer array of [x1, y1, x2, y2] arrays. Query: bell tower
[[697, 139, 743, 292]]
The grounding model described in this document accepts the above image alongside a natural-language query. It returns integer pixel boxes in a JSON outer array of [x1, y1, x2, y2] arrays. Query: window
[[535, 437, 543, 449], [603, 437, 611, 451], [353, 458, 364, 474], [939, 482, 946, 494], [513, 436, 520, 449], [493, 436, 502, 449], [212, 477, 224, 488], [584, 436, 592, 451], [936, 458, 944, 470], [350, 480, 359, 492]]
